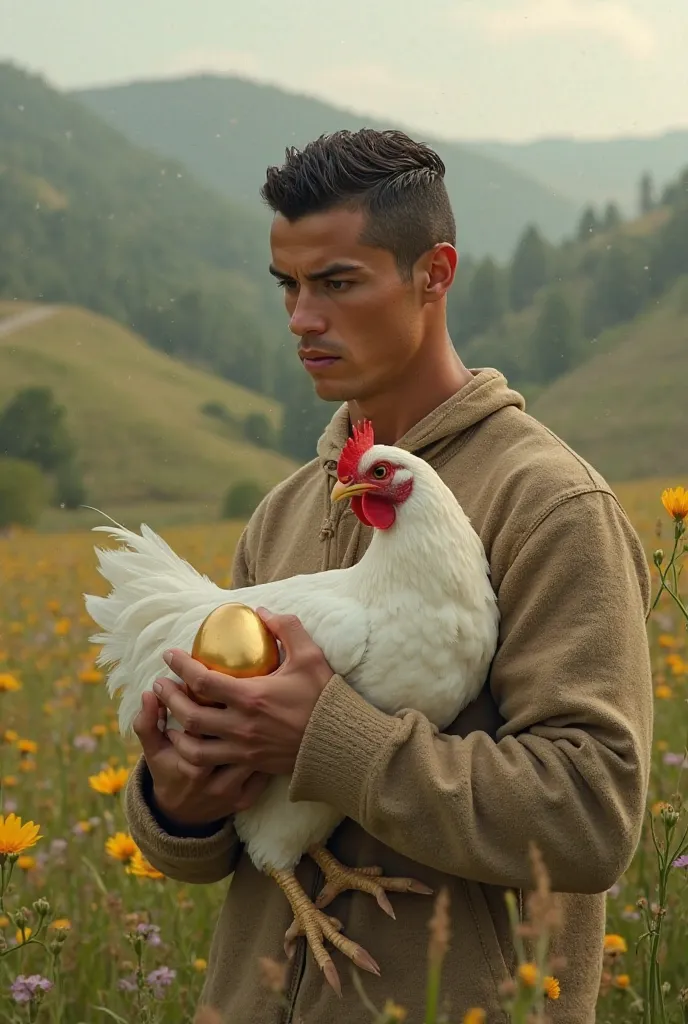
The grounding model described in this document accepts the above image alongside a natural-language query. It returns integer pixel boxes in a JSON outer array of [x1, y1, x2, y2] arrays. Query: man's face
[[268, 206, 429, 403]]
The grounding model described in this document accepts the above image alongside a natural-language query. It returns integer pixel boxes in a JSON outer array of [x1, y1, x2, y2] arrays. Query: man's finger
[[167, 728, 236, 768], [132, 690, 169, 760], [255, 608, 310, 663], [173, 755, 214, 781], [153, 675, 229, 733], [161, 649, 249, 709]]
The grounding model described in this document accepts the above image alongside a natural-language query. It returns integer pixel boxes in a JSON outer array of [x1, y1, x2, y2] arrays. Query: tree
[[577, 206, 599, 241], [603, 202, 623, 232], [0, 457, 49, 529], [221, 480, 265, 519], [463, 258, 505, 339], [530, 290, 578, 385], [243, 412, 277, 450], [509, 226, 548, 312], [54, 457, 87, 509], [640, 173, 654, 215], [583, 242, 648, 336], [0, 386, 74, 472]]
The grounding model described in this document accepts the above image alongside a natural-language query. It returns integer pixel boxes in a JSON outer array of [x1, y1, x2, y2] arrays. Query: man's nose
[[288, 292, 328, 338]]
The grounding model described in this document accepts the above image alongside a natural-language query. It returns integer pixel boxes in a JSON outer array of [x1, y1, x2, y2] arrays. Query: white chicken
[[84, 420, 499, 993]]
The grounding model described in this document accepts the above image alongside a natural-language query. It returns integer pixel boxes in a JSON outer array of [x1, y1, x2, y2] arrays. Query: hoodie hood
[[316, 368, 526, 474]]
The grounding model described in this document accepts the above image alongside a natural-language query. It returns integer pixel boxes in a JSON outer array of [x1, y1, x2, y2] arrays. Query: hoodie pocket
[[462, 879, 516, 998]]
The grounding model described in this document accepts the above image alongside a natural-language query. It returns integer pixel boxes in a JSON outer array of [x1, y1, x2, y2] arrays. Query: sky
[[1, 0, 687, 142]]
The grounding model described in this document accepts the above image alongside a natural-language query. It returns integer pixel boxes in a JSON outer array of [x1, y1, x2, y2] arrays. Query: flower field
[[0, 482, 686, 1023]]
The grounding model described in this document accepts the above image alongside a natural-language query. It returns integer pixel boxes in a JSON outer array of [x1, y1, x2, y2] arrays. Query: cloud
[[457, 0, 659, 60]]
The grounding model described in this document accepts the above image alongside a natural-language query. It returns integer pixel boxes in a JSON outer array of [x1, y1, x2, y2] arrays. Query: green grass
[[0, 304, 298, 509], [528, 276, 688, 482]]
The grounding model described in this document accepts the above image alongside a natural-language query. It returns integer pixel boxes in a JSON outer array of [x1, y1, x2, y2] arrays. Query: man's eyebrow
[[268, 262, 364, 282]]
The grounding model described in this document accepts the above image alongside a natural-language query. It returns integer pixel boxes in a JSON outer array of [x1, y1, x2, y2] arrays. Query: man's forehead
[[269, 207, 384, 273]]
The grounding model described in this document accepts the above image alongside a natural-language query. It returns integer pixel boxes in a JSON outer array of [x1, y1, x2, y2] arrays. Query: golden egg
[[190, 603, 280, 703]]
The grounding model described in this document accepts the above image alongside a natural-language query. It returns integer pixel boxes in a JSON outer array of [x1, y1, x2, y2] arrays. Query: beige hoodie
[[125, 369, 653, 1023]]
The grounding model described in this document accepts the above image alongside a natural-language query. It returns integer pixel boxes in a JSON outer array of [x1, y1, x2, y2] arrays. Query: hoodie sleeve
[[122, 525, 256, 883], [289, 488, 654, 894]]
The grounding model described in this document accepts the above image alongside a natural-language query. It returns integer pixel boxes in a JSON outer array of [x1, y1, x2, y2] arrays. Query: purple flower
[[146, 966, 176, 998], [3, 798, 17, 813], [118, 975, 138, 993], [136, 922, 162, 946], [662, 752, 688, 768], [606, 883, 621, 899], [10, 975, 53, 1004], [673, 854, 688, 869], [50, 838, 68, 857], [73, 734, 97, 753]]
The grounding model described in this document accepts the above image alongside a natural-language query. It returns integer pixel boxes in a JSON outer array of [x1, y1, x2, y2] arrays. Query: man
[[125, 129, 653, 1023]]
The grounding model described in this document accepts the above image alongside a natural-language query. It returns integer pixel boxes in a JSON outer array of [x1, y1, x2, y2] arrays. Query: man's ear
[[420, 243, 458, 304]]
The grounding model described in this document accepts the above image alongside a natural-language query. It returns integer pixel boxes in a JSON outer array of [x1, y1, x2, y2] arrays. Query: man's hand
[[154, 609, 333, 776], [132, 690, 270, 831]]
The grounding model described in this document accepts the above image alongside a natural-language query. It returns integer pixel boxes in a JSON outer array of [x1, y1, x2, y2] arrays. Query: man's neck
[[348, 341, 473, 446]]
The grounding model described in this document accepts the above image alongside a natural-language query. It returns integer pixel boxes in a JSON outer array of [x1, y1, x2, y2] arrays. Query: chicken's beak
[[331, 480, 378, 502]]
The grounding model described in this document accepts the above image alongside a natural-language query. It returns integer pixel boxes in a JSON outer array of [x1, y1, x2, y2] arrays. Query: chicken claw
[[269, 868, 380, 997], [308, 844, 433, 920]]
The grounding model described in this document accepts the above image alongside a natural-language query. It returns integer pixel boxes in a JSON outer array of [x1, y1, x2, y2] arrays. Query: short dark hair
[[260, 129, 456, 277]]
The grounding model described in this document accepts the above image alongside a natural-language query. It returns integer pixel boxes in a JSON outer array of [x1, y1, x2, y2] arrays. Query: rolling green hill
[[0, 303, 297, 518], [0, 62, 284, 396], [527, 275, 688, 481], [72, 73, 580, 261]]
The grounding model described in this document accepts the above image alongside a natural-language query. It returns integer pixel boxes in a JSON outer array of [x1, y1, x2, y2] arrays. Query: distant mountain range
[[72, 74, 581, 261], [464, 132, 688, 213]]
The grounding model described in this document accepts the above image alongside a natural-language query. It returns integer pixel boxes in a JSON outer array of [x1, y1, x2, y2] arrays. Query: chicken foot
[[309, 843, 433, 919], [268, 867, 380, 997]]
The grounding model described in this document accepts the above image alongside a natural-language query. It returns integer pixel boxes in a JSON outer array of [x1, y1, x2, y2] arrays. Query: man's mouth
[[300, 353, 341, 372]]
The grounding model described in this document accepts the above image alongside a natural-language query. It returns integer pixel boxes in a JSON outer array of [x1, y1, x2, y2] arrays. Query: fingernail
[[162, 650, 173, 666], [152, 680, 162, 694], [256, 606, 269, 616]]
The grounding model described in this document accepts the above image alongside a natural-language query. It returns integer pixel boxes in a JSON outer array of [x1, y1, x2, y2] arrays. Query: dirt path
[[0, 305, 59, 339]]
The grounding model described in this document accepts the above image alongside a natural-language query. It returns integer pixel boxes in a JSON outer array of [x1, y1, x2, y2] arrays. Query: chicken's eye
[[372, 464, 389, 480]]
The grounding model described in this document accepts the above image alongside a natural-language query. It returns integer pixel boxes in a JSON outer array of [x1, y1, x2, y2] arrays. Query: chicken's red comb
[[337, 420, 375, 480]]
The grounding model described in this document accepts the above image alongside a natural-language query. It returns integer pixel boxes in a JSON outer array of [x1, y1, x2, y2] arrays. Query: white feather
[[84, 445, 499, 871]]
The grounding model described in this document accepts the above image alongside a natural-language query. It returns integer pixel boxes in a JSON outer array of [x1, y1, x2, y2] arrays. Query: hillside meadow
[[0, 477, 686, 1023]]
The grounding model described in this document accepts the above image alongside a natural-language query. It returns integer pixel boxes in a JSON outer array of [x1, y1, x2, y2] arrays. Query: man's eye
[[276, 279, 297, 291], [326, 280, 351, 292]]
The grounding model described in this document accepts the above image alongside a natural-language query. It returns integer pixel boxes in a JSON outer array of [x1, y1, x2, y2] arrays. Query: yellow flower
[[50, 918, 71, 930], [662, 486, 688, 522], [656, 740, 669, 751], [652, 801, 671, 816], [91, 724, 107, 737], [15, 926, 32, 944], [88, 766, 129, 795], [0, 813, 42, 858], [463, 1011, 486, 1024], [604, 934, 627, 955], [192, 958, 207, 972], [543, 976, 561, 1000], [54, 617, 72, 636], [105, 832, 139, 863], [3, 730, 18, 744], [614, 973, 631, 989], [126, 849, 165, 880], [17, 738, 37, 755], [0, 673, 21, 692], [19, 759, 37, 773], [0, 914, 10, 928], [382, 1001, 407, 1021], [75, 820, 93, 834], [2, 776, 18, 787], [655, 685, 673, 699], [79, 669, 103, 685], [518, 963, 538, 987], [17, 855, 36, 871], [658, 634, 677, 648]]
